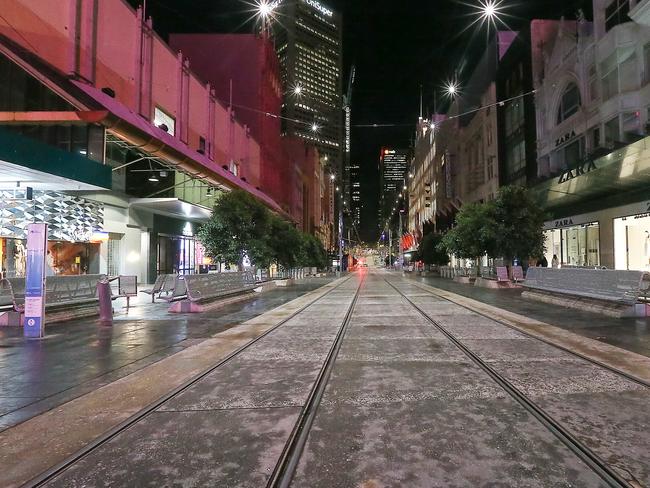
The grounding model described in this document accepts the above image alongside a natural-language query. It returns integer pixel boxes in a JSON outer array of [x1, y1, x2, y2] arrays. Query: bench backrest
[[46, 274, 106, 303], [185, 272, 256, 301], [512, 266, 524, 282], [524, 267, 650, 304], [118, 276, 138, 296], [0, 278, 23, 309], [496, 267, 509, 282], [160, 274, 177, 294]]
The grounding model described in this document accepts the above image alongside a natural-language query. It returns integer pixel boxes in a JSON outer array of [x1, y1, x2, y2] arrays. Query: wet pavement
[[413, 274, 650, 358], [0, 278, 333, 432], [33, 270, 650, 487]]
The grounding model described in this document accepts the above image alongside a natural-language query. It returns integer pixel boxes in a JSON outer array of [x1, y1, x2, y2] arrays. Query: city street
[[3, 270, 649, 487]]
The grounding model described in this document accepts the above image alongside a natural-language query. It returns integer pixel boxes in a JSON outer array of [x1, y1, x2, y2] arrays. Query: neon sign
[[303, 0, 333, 17]]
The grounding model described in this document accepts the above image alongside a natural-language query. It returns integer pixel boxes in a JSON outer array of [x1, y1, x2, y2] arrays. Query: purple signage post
[[24, 223, 48, 338]]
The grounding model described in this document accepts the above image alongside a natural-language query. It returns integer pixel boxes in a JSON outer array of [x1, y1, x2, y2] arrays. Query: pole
[[337, 201, 343, 277], [388, 229, 392, 268], [399, 211, 404, 273]]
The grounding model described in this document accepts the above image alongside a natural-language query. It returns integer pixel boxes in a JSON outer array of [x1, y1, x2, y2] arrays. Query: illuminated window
[[557, 83, 581, 124], [154, 107, 175, 136]]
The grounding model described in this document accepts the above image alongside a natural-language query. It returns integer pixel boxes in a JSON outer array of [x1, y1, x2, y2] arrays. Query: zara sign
[[557, 160, 597, 184]]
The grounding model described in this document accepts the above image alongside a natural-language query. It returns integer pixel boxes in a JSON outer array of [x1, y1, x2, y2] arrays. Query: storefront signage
[[554, 218, 574, 228], [303, 0, 333, 16], [24, 223, 47, 338], [557, 160, 597, 184], [555, 130, 577, 147]]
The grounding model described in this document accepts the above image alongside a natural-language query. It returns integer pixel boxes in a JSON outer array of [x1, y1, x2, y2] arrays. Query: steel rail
[[25, 275, 355, 488], [406, 278, 650, 390], [267, 271, 367, 488], [383, 277, 633, 488]]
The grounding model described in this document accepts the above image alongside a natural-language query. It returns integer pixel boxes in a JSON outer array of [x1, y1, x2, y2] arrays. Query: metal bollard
[[97, 279, 113, 326]]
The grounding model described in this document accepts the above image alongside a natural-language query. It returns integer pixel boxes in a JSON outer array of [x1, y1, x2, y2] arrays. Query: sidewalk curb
[[0, 276, 348, 488], [411, 280, 650, 385]]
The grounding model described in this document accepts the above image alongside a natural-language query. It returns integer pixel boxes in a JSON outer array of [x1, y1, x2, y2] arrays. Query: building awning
[[531, 136, 650, 217], [0, 127, 111, 191], [129, 198, 212, 222], [70, 81, 286, 216]]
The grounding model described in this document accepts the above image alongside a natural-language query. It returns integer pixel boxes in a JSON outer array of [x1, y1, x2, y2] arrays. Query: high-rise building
[[349, 162, 361, 226], [379, 148, 409, 222], [273, 0, 343, 179]]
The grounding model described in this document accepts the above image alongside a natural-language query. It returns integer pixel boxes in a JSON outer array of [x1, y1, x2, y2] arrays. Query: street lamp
[[311, 123, 320, 132]]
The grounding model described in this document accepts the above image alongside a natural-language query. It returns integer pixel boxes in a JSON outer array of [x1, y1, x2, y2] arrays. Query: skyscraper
[[379, 148, 409, 222], [273, 0, 343, 179], [349, 162, 361, 226]]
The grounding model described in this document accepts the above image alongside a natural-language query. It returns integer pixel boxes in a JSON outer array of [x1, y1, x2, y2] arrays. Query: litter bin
[[97, 278, 113, 326]]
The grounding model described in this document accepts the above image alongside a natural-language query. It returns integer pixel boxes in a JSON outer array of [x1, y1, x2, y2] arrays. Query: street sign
[[24, 223, 48, 338]]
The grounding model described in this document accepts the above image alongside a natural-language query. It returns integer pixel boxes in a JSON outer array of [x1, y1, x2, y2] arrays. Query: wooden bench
[[523, 267, 650, 318], [169, 272, 258, 313]]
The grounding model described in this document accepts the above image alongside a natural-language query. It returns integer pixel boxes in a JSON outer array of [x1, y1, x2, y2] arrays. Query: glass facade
[[614, 214, 650, 271], [544, 222, 600, 267]]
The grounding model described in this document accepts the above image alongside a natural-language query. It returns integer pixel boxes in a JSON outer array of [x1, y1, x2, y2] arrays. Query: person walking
[[539, 255, 548, 267], [551, 254, 559, 268]]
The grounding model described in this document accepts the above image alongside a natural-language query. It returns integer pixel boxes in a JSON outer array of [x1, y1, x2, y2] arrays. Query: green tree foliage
[[267, 215, 304, 269], [197, 190, 270, 269], [440, 202, 497, 261], [416, 232, 449, 266], [300, 233, 328, 269], [197, 189, 330, 270], [492, 186, 547, 263]]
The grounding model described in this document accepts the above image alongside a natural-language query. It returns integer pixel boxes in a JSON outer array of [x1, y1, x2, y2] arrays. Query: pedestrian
[[539, 255, 548, 268], [551, 254, 559, 268]]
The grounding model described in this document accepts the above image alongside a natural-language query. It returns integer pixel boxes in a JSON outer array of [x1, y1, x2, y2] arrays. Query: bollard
[[97, 279, 113, 326]]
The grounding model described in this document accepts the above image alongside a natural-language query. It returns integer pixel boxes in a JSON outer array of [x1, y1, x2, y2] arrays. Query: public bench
[[169, 272, 258, 313], [522, 267, 650, 318], [111, 275, 138, 308], [0, 274, 107, 325], [140, 274, 167, 303]]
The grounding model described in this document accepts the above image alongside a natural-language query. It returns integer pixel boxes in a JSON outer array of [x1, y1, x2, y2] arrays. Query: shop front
[[0, 190, 105, 277], [543, 220, 601, 267]]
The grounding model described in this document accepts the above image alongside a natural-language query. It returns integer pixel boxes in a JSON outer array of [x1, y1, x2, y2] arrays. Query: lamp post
[[399, 209, 404, 273]]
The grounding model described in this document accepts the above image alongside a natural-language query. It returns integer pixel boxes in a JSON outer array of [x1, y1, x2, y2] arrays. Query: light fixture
[[330, 174, 336, 181], [258, 0, 274, 18], [311, 123, 320, 132], [148, 174, 159, 182], [403, 185, 407, 190]]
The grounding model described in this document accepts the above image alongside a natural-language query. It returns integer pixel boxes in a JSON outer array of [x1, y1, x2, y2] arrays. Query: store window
[[622, 112, 642, 142], [154, 107, 175, 136], [601, 53, 619, 101], [544, 222, 600, 267], [605, 0, 630, 32], [604, 116, 620, 145], [157, 235, 197, 275], [644, 43, 650, 85], [615, 214, 650, 270], [557, 83, 581, 124]]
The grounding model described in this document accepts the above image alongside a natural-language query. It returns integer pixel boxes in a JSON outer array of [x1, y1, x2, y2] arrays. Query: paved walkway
[[7, 269, 647, 487], [412, 274, 650, 358], [0, 278, 333, 431]]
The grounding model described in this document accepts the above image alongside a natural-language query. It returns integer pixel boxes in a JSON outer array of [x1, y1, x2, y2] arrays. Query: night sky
[[129, 0, 593, 241]]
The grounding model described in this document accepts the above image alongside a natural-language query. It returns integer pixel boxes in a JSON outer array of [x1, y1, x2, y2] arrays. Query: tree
[[440, 202, 497, 272], [492, 186, 547, 266], [300, 233, 328, 269], [416, 232, 449, 267], [197, 190, 271, 270], [267, 215, 303, 269]]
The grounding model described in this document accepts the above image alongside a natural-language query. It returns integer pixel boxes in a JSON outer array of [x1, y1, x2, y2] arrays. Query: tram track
[[267, 270, 366, 488], [383, 276, 635, 488], [25, 274, 360, 488], [406, 277, 650, 390]]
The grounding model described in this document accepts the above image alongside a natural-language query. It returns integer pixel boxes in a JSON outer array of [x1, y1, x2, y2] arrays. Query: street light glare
[[311, 123, 320, 132], [293, 85, 303, 95], [258, 1, 274, 18]]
